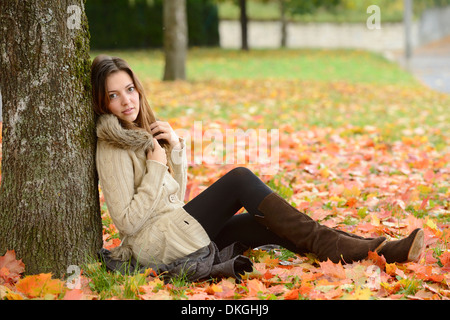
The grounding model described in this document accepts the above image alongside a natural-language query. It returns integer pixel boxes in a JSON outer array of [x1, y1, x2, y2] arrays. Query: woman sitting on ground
[[91, 54, 424, 268]]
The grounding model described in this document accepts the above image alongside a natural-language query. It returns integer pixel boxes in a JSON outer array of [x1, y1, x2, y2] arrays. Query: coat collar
[[96, 114, 154, 152]]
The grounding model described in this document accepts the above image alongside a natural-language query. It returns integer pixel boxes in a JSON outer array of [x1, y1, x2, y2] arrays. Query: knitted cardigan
[[96, 114, 210, 266]]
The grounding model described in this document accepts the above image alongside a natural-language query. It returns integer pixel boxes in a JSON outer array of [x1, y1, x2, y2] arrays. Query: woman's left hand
[[149, 121, 180, 148]]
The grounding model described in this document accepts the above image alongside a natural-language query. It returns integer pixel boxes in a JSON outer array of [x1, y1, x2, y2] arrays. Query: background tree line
[[87, 0, 450, 51], [87, 0, 220, 49]]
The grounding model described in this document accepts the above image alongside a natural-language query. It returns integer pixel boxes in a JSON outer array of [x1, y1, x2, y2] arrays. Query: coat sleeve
[[169, 137, 188, 202], [97, 144, 168, 236]]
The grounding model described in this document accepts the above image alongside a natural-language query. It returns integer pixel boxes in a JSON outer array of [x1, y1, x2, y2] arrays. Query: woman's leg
[[213, 213, 298, 252], [184, 167, 424, 264], [184, 167, 385, 263], [183, 167, 273, 239]]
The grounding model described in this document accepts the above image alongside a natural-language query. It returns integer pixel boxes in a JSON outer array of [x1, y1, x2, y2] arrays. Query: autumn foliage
[[1, 50, 450, 300]]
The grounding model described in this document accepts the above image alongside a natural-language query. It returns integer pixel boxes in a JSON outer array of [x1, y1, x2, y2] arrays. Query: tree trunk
[[0, 0, 103, 277], [404, 0, 413, 60], [279, 0, 287, 48], [163, 0, 188, 81], [239, 0, 249, 51]]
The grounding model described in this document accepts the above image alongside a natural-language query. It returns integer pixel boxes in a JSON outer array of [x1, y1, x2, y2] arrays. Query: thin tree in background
[[163, 0, 188, 80], [240, 0, 249, 50]]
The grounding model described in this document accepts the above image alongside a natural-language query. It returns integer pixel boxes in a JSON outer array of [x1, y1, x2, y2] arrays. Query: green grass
[[91, 48, 419, 86], [82, 260, 146, 300]]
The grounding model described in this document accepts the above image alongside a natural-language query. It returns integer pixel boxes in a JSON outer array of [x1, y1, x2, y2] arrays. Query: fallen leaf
[[319, 259, 346, 279], [342, 286, 373, 300], [283, 288, 300, 300], [0, 250, 25, 285], [246, 279, 267, 297], [15, 273, 65, 299], [63, 289, 84, 300], [368, 251, 386, 270]]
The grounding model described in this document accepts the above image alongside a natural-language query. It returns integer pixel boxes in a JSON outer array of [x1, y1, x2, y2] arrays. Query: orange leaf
[[16, 273, 64, 299], [299, 282, 313, 296], [440, 252, 450, 271], [283, 288, 300, 300], [63, 289, 84, 300], [263, 270, 274, 281], [345, 197, 358, 208], [246, 279, 267, 297], [260, 254, 279, 268], [368, 251, 386, 270], [385, 263, 397, 276], [319, 259, 346, 279]]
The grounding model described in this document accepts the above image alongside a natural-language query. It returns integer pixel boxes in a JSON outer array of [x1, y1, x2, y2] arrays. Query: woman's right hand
[[147, 138, 167, 166]]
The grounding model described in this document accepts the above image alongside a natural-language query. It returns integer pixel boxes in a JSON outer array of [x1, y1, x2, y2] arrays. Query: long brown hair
[[91, 55, 173, 172]]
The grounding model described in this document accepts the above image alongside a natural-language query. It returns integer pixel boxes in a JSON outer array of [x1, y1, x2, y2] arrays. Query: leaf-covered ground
[[1, 50, 449, 300]]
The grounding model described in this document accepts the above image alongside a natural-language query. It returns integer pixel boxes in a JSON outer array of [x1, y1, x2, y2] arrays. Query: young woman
[[91, 55, 424, 267]]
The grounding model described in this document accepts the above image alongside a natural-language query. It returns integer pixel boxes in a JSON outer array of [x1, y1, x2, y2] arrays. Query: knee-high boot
[[254, 192, 387, 263]]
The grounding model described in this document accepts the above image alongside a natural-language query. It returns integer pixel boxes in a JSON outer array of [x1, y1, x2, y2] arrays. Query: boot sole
[[407, 229, 424, 262]]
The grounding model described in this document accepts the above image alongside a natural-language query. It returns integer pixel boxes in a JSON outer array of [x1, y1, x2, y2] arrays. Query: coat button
[[169, 194, 177, 203]]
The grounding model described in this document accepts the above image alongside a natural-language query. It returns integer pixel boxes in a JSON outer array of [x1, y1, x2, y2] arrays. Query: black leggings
[[183, 167, 297, 252]]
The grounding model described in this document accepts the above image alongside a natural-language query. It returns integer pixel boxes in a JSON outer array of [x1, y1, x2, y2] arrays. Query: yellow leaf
[[343, 186, 361, 199], [341, 286, 373, 300], [320, 168, 330, 178], [330, 196, 345, 203], [205, 283, 223, 295], [417, 185, 432, 195], [370, 213, 380, 226], [425, 218, 437, 230], [385, 263, 397, 276], [353, 287, 374, 300], [0, 286, 24, 300]]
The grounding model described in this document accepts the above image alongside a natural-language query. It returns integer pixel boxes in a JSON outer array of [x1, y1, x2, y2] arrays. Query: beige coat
[[96, 114, 210, 266]]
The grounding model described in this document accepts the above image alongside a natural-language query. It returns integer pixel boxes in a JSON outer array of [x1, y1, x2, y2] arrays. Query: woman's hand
[[147, 138, 167, 166], [149, 121, 180, 148]]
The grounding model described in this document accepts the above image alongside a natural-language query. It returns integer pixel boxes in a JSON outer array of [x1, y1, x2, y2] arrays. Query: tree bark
[[163, 0, 188, 81], [0, 0, 102, 277]]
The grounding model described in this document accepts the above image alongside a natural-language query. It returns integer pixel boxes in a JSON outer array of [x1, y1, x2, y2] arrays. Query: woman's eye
[[109, 93, 118, 99], [128, 87, 135, 92]]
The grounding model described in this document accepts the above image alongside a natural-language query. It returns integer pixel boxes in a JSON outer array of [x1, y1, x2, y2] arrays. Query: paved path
[[397, 35, 450, 94]]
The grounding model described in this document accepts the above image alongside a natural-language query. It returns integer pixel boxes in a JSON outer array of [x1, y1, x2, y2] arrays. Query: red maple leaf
[[0, 250, 25, 285]]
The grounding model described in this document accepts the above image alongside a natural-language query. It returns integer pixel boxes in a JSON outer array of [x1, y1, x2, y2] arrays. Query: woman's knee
[[228, 166, 254, 179]]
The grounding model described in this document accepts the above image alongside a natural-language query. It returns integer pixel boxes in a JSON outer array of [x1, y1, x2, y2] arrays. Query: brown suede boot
[[376, 228, 424, 263], [255, 193, 386, 264]]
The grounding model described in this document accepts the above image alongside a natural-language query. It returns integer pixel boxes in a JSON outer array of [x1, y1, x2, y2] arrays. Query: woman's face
[[106, 70, 140, 122]]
